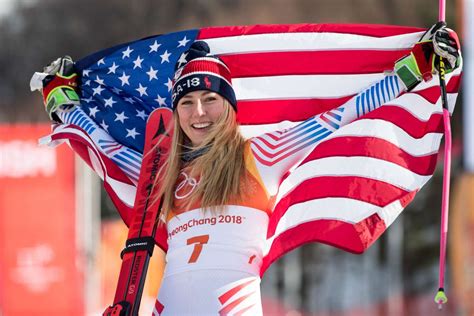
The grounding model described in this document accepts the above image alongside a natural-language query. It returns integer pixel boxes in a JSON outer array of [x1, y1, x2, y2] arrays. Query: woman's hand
[[30, 56, 80, 122], [394, 22, 461, 91]]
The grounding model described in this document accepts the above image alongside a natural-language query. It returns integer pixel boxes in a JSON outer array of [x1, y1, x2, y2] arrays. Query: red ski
[[103, 107, 173, 316]]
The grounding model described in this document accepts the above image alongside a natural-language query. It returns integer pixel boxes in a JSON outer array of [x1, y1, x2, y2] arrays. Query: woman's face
[[176, 90, 226, 147]]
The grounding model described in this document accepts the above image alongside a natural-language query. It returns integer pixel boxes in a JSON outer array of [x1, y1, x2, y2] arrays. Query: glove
[[30, 56, 80, 122], [433, 27, 461, 70], [394, 22, 461, 91]]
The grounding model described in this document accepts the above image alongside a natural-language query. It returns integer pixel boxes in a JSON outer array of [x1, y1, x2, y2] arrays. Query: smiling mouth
[[191, 122, 212, 129]]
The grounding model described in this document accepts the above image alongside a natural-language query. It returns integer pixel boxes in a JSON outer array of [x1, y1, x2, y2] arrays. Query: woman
[[37, 23, 460, 315], [153, 42, 270, 315]]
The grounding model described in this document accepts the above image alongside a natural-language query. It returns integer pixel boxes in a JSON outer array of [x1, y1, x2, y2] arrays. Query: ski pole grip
[[103, 301, 131, 316]]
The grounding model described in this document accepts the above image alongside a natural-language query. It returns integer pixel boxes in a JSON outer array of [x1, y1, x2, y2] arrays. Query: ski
[[103, 107, 173, 316]]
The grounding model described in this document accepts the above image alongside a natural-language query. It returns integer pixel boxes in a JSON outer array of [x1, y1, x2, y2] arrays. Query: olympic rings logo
[[174, 172, 199, 200]]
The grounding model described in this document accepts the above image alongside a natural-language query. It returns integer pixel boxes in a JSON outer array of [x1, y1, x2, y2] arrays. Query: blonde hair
[[156, 101, 246, 221]]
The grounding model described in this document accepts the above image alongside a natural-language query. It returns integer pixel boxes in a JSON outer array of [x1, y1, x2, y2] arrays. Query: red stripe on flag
[[414, 86, 442, 104], [267, 176, 409, 237], [413, 74, 462, 103], [262, 213, 387, 275], [361, 106, 444, 138], [221, 50, 410, 77], [67, 137, 94, 169], [302, 136, 438, 175], [237, 97, 351, 124], [399, 189, 417, 208], [446, 74, 462, 92], [198, 24, 424, 39]]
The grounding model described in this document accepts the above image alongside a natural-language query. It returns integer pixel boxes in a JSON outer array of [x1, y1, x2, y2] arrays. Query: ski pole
[[434, 0, 451, 309]]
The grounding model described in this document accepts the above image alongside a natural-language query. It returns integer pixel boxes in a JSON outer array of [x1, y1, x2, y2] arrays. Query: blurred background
[[0, 0, 472, 315]]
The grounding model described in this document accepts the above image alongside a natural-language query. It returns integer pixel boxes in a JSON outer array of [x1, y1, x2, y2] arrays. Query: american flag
[[44, 24, 462, 274]]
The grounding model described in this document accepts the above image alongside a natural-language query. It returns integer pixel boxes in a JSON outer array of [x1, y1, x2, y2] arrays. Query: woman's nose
[[195, 100, 206, 116]]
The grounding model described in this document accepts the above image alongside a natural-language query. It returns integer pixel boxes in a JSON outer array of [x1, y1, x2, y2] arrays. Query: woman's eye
[[180, 101, 193, 106], [204, 97, 217, 102]]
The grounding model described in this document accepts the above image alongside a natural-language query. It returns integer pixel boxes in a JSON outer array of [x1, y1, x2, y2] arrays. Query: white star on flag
[[95, 76, 105, 85], [83, 96, 94, 103], [124, 97, 136, 104], [136, 109, 148, 120], [82, 69, 91, 77], [104, 97, 117, 107], [165, 78, 173, 92], [176, 52, 188, 68], [114, 112, 128, 123], [92, 85, 105, 96], [89, 106, 99, 117], [108, 62, 119, 74], [136, 83, 148, 96], [97, 58, 106, 66], [100, 120, 109, 132], [122, 46, 134, 59], [146, 66, 158, 81], [111, 87, 122, 94], [126, 128, 140, 139], [160, 50, 171, 63], [178, 36, 190, 47], [133, 56, 144, 69], [149, 40, 161, 53], [155, 94, 167, 106], [119, 72, 130, 86], [84, 80, 91, 86]]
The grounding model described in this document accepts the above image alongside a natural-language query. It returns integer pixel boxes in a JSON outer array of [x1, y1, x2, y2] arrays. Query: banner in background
[[0, 124, 83, 315]]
